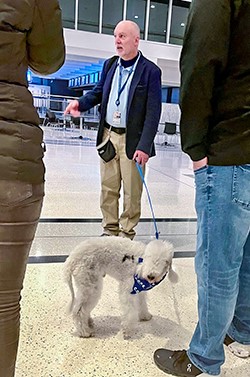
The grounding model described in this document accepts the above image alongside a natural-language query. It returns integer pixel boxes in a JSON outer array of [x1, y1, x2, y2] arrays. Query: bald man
[[65, 20, 162, 239]]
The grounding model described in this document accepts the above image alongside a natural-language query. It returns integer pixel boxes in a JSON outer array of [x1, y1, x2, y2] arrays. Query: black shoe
[[153, 349, 212, 376], [224, 334, 250, 358], [224, 334, 234, 346]]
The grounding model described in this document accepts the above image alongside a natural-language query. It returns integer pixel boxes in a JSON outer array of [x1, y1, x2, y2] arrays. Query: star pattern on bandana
[[130, 257, 167, 294]]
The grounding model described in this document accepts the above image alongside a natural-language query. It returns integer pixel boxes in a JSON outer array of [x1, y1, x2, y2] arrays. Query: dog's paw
[[122, 329, 132, 340], [120, 325, 134, 340], [74, 328, 94, 338], [139, 312, 152, 322], [80, 331, 93, 338]]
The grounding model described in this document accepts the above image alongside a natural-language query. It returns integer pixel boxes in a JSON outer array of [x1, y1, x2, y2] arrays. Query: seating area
[[156, 122, 180, 147], [41, 112, 181, 150], [38, 97, 180, 148], [42, 110, 65, 128]]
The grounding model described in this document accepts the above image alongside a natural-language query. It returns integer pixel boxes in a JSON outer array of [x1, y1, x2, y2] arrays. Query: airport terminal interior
[[13, 0, 249, 376], [15, 134, 249, 377]]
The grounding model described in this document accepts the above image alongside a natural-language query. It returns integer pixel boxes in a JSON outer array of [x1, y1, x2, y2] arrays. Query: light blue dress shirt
[[106, 54, 140, 128]]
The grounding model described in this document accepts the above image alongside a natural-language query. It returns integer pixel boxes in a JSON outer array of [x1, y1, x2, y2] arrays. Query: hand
[[64, 100, 80, 117], [133, 150, 149, 166], [193, 157, 208, 171]]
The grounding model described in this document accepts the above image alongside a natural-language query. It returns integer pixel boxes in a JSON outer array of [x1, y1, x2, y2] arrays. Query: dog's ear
[[163, 241, 174, 258], [168, 266, 179, 283], [136, 261, 143, 276]]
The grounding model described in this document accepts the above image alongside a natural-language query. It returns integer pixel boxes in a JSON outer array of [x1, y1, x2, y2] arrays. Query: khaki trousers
[[100, 129, 144, 239], [0, 180, 44, 377]]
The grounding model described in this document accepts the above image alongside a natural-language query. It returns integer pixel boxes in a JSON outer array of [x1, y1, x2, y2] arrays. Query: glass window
[[162, 87, 180, 104], [171, 87, 180, 103], [148, 0, 169, 43], [78, 0, 100, 33], [126, 0, 147, 39], [170, 0, 191, 45], [58, 0, 75, 29], [161, 87, 168, 102], [102, 0, 124, 35]]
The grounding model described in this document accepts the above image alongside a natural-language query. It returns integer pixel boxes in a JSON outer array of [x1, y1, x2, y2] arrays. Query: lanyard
[[115, 52, 141, 107], [115, 65, 134, 107]]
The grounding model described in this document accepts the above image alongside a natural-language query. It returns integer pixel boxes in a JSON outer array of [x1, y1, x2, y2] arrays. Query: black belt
[[104, 122, 126, 135]]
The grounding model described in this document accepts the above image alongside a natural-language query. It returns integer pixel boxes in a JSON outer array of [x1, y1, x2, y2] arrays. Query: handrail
[[32, 93, 98, 120]]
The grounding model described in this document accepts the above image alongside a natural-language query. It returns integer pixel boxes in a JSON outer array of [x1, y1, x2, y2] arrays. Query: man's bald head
[[115, 20, 140, 38], [114, 20, 140, 60]]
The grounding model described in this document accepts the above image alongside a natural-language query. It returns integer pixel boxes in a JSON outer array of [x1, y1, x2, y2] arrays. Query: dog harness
[[130, 258, 166, 294]]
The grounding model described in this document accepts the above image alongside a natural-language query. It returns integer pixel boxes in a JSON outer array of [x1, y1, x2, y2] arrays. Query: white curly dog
[[64, 236, 178, 339]]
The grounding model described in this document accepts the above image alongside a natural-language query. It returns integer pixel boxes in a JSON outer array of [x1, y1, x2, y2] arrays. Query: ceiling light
[[181, 23, 185, 27], [134, 15, 139, 19], [150, 5, 155, 8]]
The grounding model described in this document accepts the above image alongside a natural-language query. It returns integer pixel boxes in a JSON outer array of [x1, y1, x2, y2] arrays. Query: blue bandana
[[130, 258, 166, 294]]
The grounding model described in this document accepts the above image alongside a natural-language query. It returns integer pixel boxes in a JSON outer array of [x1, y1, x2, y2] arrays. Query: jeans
[[0, 180, 44, 377], [187, 165, 250, 376]]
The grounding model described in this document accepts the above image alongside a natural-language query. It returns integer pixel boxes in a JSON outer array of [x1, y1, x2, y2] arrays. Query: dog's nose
[[147, 274, 155, 282]]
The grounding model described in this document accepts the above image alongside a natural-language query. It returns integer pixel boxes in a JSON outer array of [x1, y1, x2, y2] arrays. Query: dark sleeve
[[78, 59, 110, 112], [136, 65, 162, 154], [27, 0, 65, 74], [180, 0, 231, 161]]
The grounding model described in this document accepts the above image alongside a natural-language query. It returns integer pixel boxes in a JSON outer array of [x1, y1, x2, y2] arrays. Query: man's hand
[[64, 99, 80, 117], [193, 157, 208, 171], [133, 150, 149, 166]]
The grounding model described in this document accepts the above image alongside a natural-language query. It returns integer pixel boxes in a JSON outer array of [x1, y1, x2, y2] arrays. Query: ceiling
[[31, 56, 106, 82], [30, 55, 181, 87]]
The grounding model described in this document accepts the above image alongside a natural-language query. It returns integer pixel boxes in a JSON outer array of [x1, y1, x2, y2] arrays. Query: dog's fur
[[64, 237, 178, 339]]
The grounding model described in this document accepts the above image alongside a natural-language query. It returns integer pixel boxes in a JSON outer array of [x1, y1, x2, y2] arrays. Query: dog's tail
[[63, 258, 75, 314]]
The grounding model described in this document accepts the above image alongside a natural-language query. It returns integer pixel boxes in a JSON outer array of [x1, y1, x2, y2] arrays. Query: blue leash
[[136, 162, 159, 240]]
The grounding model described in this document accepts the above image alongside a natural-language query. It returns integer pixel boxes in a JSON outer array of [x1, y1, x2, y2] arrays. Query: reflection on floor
[[14, 128, 249, 376]]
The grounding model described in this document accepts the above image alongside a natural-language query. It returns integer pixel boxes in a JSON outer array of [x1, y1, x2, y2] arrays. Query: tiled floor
[[14, 127, 249, 376]]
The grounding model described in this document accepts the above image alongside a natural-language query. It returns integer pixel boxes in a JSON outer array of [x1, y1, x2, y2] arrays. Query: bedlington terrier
[[63, 237, 178, 339]]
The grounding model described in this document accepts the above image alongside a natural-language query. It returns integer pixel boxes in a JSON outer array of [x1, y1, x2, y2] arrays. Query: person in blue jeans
[[153, 1, 250, 376]]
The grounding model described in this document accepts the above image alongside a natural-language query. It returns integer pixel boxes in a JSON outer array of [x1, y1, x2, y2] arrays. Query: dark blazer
[[78, 53, 162, 159]]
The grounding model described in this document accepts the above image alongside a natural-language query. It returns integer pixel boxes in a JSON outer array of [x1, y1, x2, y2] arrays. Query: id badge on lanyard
[[114, 65, 134, 125], [113, 110, 121, 125]]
